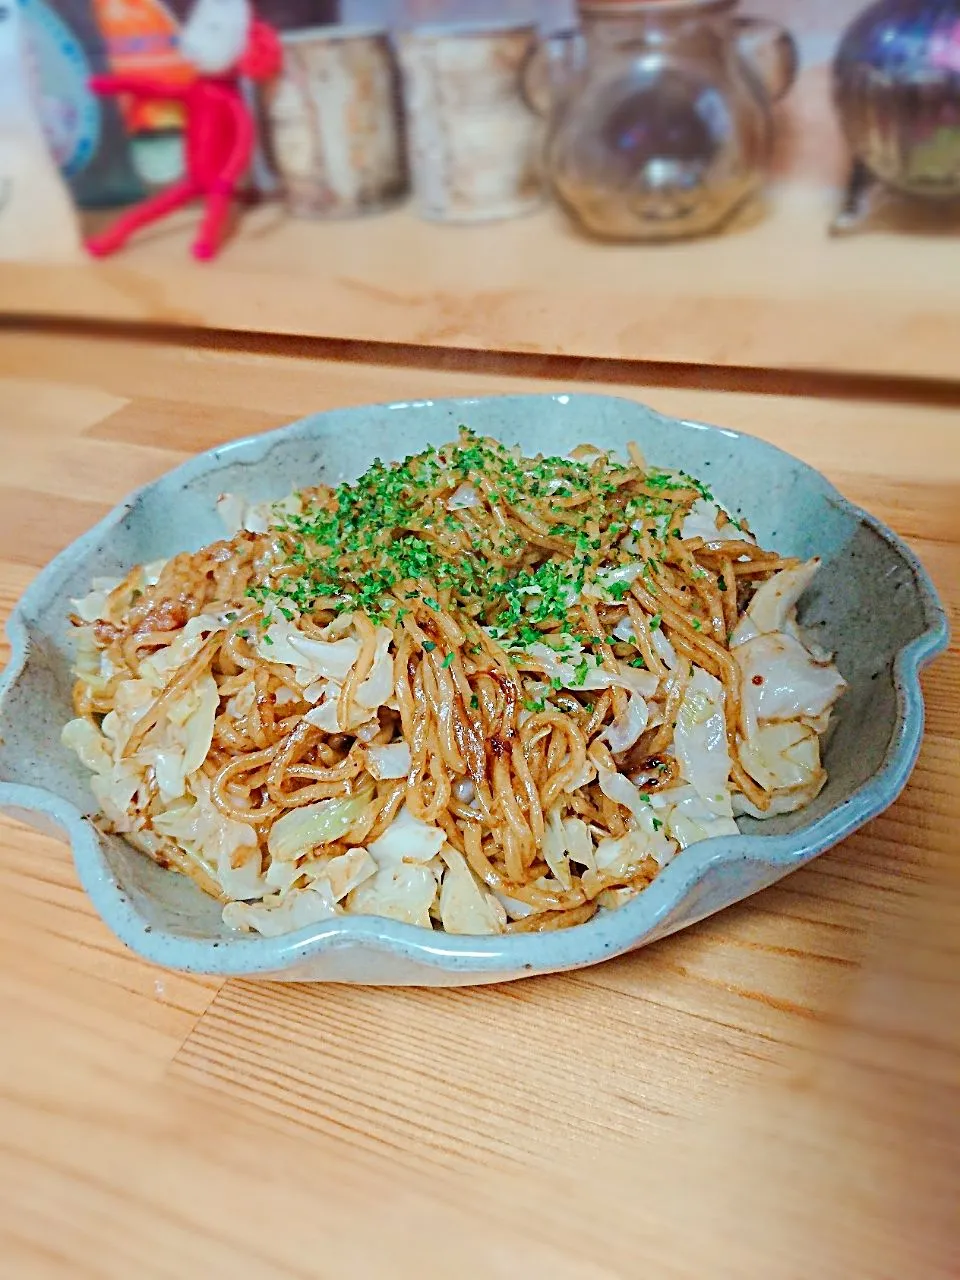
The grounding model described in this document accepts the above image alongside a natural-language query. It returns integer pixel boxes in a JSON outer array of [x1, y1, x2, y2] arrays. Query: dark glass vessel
[[832, 1, 960, 231]]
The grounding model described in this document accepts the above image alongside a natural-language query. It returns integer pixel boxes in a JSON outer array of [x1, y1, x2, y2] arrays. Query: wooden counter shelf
[[6, 179, 960, 381]]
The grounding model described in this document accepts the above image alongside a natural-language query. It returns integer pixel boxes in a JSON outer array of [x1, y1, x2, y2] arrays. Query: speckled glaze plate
[[0, 395, 948, 985]]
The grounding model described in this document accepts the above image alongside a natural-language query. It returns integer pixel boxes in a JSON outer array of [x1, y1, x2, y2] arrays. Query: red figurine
[[86, 0, 281, 261]]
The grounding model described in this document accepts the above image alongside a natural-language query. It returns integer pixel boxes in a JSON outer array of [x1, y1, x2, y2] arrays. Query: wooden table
[[0, 322, 957, 1278]]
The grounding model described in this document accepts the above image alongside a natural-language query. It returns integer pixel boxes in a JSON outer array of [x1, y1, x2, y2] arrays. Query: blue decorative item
[[832, 0, 960, 231], [19, 0, 144, 208]]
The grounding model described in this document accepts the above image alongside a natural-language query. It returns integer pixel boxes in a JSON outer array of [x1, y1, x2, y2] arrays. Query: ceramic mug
[[266, 25, 407, 219], [397, 21, 545, 223]]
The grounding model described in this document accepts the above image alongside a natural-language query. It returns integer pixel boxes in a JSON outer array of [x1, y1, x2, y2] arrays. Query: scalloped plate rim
[[0, 393, 949, 981]]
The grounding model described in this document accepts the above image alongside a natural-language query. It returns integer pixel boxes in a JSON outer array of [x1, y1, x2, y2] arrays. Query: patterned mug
[[397, 20, 545, 223], [265, 24, 408, 219]]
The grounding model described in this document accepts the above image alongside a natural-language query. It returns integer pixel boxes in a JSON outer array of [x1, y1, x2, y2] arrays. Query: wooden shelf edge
[[4, 194, 960, 381]]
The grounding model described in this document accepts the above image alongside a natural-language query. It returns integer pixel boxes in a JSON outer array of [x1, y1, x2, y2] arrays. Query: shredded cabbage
[[223, 882, 339, 936], [154, 774, 263, 900], [525, 642, 658, 696], [100, 679, 155, 755], [355, 627, 394, 710], [680, 498, 754, 545], [70, 577, 123, 623], [738, 720, 822, 793], [347, 864, 438, 928], [258, 620, 361, 684], [674, 666, 731, 808], [596, 765, 652, 824], [89, 764, 143, 833], [735, 632, 846, 739], [602, 691, 650, 755], [652, 784, 739, 849], [217, 491, 303, 537], [735, 720, 827, 816], [267, 791, 372, 862], [367, 805, 446, 866], [652, 628, 679, 671], [730, 559, 821, 646], [62, 717, 113, 774], [583, 562, 643, 601], [447, 483, 481, 510], [562, 816, 594, 872], [438, 847, 505, 934], [308, 846, 378, 902], [365, 742, 412, 781], [581, 827, 671, 898], [542, 810, 573, 890], [304, 697, 341, 731], [612, 615, 677, 666], [140, 673, 219, 802], [595, 767, 679, 865]]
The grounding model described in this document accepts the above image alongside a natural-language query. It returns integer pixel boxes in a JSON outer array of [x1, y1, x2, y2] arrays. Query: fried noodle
[[63, 430, 845, 937]]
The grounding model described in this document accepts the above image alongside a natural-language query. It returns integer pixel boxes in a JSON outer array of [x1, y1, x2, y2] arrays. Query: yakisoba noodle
[[64, 431, 846, 937]]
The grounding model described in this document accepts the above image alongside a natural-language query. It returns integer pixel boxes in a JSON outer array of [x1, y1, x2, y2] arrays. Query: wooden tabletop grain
[[7, 180, 960, 381], [0, 325, 957, 1279]]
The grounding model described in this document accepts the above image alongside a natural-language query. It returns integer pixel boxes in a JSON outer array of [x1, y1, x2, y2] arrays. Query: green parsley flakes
[[235, 429, 718, 664]]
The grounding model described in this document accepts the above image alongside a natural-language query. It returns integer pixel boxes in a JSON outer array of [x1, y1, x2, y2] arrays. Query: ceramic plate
[[0, 395, 948, 984]]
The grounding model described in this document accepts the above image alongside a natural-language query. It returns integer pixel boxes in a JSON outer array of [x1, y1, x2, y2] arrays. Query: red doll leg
[[191, 182, 236, 261], [190, 89, 255, 261], [85, 179, 200, 257]]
